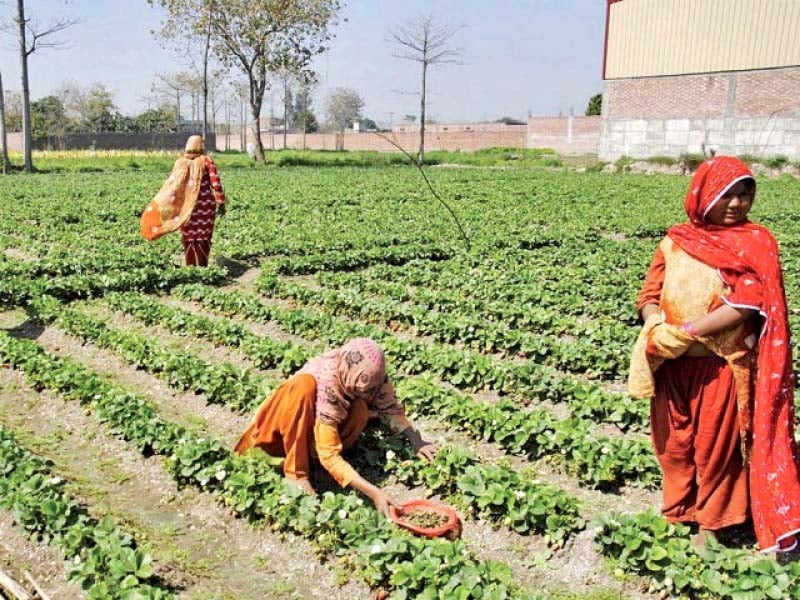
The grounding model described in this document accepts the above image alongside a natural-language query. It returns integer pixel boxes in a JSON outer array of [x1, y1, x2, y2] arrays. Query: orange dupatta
[[140, 153, 207, 241]]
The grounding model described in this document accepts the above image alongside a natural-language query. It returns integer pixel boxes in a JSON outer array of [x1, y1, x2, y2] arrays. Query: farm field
[[2, 152, 800, 599]]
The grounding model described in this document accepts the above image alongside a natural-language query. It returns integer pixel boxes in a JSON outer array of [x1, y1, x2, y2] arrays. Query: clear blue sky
[[0, 0, 605, 125]]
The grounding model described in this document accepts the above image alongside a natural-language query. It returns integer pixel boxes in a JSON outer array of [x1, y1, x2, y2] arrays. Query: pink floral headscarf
[[298, 338, 405, 428]]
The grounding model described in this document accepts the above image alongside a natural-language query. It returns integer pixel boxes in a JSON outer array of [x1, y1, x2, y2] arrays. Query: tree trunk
[[175, 91, 181, 132], [202, 0, 211, 139], [302, 94, 307, 150], [249, 86, 266, 162], [0, 70, 10, 173], [17, 0, 33, 171], [419, 60, 427, 166]]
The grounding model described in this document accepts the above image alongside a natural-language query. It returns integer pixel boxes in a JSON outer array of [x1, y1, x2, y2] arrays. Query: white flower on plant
[[386, 450, 396, 460], [338, 509, 348, 519], [49, 476, 63, 485], [370, 543, 382, 554], [515, 490, 525, 499], [214, 470, 227, 481]]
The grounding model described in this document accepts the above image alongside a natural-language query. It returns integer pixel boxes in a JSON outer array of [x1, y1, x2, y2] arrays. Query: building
[[599, 0, 800, 160]]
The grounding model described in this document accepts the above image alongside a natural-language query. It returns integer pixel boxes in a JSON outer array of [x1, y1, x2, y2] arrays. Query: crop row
[[100, 291, 657, 489], [260, 271, 631, 379], [595, 510, 800, 599], [171, 283, 648, 431], [0, 426, 171, 599], [0, 260, 224, 308]]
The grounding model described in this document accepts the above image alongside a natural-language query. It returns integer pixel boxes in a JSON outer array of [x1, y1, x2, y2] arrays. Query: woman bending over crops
[[235, 338, 439, 516], [140, 135, 226, 267], [629, 156, 800, 552]]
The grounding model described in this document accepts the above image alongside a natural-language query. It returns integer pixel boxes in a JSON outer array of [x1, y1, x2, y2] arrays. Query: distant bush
[[762, 155, 789, 169], [678, 153, 705, 173], [614, 155, 634, 172], [646, 156, 677, 167], [736, 153, 759, 165], [585, 161, 608, 173]]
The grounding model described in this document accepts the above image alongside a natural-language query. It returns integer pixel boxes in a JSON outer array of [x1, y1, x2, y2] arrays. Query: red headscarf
[[668, 156, 800, 552]]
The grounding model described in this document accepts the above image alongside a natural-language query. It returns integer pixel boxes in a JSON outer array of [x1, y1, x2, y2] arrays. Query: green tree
[[82, 84, 117, 131], [151, 0, 343, 163], [135, 106, 178, 132], [4, 90, 23, 132], [359, 117, 378, 131], [30, 95, 67, 139], [290, 83, 318, 133], [494, 116, 525, 125], [585, 93, 602, 116]]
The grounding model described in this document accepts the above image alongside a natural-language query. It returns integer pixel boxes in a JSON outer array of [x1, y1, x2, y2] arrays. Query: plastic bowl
[[389, 499, 462, 539]]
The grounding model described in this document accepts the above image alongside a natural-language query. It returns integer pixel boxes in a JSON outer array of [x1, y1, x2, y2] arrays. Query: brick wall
[[605, 74, 729, 119], [223, 128, 527, 153], [600, 66, 800, 159], [4, 132, 216, 152], [527, 116, 602, 155]]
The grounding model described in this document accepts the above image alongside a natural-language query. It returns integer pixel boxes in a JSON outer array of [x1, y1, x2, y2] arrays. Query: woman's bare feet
[[692, 528, 718, 549]]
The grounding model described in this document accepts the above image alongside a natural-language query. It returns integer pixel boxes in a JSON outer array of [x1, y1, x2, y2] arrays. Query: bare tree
[[0, 70, 9, 173], [275, 62, 315, 149], [154, 71, 199, 131], [5, 1, 77, 171], [389, 15, 461, 165]]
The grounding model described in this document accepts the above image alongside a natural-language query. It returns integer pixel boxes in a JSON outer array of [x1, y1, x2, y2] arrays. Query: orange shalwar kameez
[[636, 236, 761, 530], [234, 373, 402, 486]]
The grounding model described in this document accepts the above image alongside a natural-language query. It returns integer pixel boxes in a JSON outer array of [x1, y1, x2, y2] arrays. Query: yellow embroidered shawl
[[629, 236, 757, 460]]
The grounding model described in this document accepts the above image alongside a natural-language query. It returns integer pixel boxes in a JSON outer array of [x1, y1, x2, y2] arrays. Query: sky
[[0, 0, 606, 126]]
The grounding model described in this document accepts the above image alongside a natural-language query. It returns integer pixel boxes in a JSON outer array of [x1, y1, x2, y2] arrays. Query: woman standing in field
[[629, 156, 800, 552], [140, 135, 226, 267], [235, 337, 439, 516]]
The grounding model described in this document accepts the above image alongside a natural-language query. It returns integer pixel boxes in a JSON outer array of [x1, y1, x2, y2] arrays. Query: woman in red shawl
[[140, 135, 226, 267], [234, 338, 439, 516], [629, 156, 800, 551]]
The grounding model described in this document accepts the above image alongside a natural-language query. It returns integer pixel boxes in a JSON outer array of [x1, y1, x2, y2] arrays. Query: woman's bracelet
[[681, 321, 700, 338]]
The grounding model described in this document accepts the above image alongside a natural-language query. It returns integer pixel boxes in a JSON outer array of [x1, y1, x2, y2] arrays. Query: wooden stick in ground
[[0, 568, 31, 600], [22, 573, 50, 600]]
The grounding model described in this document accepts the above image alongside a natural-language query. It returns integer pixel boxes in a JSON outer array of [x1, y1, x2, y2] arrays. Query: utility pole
[[225, 98, 230, 151]]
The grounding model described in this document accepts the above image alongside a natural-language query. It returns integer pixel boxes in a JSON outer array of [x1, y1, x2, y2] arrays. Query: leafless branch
[[25, 17, 79, 56], [371, 130, 471, 253]]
